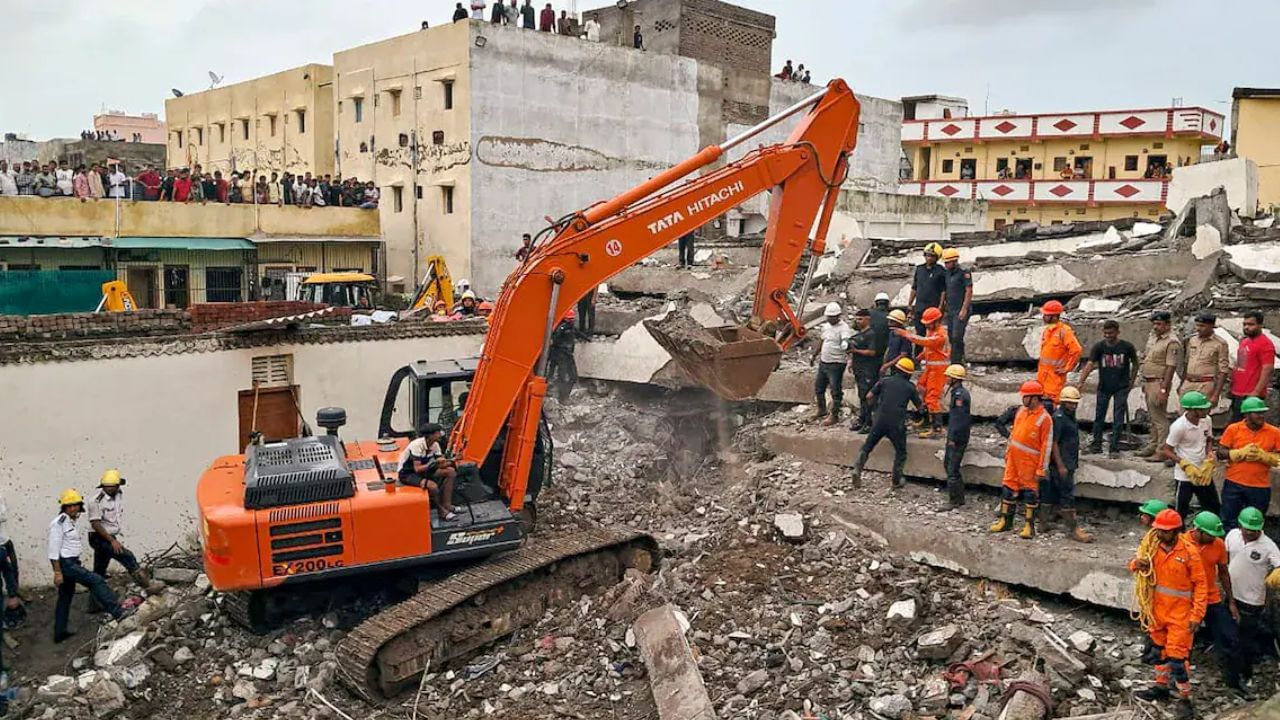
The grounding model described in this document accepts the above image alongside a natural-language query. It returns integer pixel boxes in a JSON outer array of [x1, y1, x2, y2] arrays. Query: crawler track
[[336, 527, 659, 701]]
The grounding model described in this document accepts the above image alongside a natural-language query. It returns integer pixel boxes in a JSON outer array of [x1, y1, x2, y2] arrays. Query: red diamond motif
[[1209, 118, 1218, 131], [1052, 118, 1078, 132], [993, 120, 1017, 134], [1113, 184, 1140, 198], [991, 184, 1015, 196], [937, 185, 960, 197], [1119, 115, 1146, 130], [1049, 184, 1074, 197], [940, 123, 962, 136]]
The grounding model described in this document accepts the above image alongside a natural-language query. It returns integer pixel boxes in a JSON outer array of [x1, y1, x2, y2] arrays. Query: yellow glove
[[1229, 447, 1251, 463], [1262, 450, 1280, 468], [1192, 458, 1217, 486], [1243, 444, 1267, 463], [1178, 459, 1196, 474], [1267, 568, 1280, 591]]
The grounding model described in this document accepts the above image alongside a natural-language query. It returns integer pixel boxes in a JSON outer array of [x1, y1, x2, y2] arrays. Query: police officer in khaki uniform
[[1179, 312, 1230, 408], [1139, 311, 1183, 459], [86, 470, 162, 611]]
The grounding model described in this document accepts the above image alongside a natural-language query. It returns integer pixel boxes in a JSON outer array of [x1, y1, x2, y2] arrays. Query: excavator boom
[[453, 79, 861, 510]]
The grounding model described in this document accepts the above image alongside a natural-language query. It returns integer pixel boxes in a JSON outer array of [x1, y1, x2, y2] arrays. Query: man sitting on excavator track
[[397, 423, 458, 521]]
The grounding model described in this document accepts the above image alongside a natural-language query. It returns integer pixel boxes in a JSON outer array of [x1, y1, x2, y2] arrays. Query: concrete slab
[[1224, 242, 1280, 282], [1167, 157, 1259, 219], [632, 605, 717, 720], [1244, 282, 1280, 302], [767, 424, 1280, 514], [611, 266, 756, 301]]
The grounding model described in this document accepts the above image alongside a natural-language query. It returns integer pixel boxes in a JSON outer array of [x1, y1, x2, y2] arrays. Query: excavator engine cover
[[643, 311, 782, 401], [243, 435, 356, 510]]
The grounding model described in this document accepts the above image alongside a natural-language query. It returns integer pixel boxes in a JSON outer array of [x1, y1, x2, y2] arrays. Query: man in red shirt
[[1216, 396, 1280, 531], [539, 3, 555, 31], [137, 166, 161, 201], [1231, 310, 1274, 421], [213, 170, 229, 203], [172, 169, 193, 202]]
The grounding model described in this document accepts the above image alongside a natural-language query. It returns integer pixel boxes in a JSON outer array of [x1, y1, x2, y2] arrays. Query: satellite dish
[[171, 88, 184, 98], [208, 71, 224, 88]]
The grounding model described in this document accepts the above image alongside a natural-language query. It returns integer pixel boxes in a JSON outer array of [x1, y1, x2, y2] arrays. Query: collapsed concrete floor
[[7, 385, 1279, 720]]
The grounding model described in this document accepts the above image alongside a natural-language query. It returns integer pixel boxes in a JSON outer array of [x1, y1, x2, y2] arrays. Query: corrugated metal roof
[[0, 236, 107, 248], [112, 237, 255, 251]]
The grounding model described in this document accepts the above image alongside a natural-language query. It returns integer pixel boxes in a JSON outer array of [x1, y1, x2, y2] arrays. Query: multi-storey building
[[93, 111, 167, 144], [898, 95, 1225, 229], [1232, 87, 1280, 211]]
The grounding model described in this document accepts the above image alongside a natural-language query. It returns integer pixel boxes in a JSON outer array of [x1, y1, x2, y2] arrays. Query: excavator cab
[[378, 358, 551, 511]]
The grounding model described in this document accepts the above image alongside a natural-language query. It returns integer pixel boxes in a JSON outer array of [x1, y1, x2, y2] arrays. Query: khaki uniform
[[1140, 331, 1183, 452], [1181, 333, 1230, 399]]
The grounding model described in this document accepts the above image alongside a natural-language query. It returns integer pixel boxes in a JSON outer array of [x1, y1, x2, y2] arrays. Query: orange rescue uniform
[[1130, 533, 1209, 660], [1037, 321, 1082, 403], [903, 326, 950, 413], [1002, 405, 1052, 493]]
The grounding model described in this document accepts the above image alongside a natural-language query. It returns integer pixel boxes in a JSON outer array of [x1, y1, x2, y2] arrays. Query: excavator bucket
[[643, 311, 782, 401]]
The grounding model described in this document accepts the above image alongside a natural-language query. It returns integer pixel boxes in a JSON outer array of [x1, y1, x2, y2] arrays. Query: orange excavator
[[196, 79, 860, 700]]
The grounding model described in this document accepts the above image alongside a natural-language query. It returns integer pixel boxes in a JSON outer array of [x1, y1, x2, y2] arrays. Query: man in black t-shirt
[[848, 309, 880, 432], [1075, 319, 1138, 457], [908, 243, 947, 335]]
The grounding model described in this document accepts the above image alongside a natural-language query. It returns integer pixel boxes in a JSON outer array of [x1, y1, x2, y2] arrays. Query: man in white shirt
[[583, 17, 601, 42], [48, 489, 133, 642], [1161, 391, 1220, 519], [107, 164, 129, 199], [810, 302, 853, 426], [1226, 506, 1280, 685], [0, 161, 16, 196], [397, 424, 458, 520], [87, 470, 163, 608]]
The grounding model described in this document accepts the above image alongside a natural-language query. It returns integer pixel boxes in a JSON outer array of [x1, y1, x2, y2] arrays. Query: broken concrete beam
[[593, 305, 658, 337], [818, 498, 1135, 611], [1224, 242, 1280, 282], [997, 670, 1051, 720], [1244, 282, 1280, 303], [632, 605, 717, 720], [769, 426, 1280, 515], [754, 366, 855, 405], [610, 265, 755, 301]]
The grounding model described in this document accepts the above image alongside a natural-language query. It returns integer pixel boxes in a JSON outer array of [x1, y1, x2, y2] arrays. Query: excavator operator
[[398, 424, 458, 521]]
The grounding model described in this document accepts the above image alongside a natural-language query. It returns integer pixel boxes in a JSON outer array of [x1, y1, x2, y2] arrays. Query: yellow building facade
[[900, 102, 1224, 229], [1232, 88, 1280, 211], [164, 64, 335, 177]]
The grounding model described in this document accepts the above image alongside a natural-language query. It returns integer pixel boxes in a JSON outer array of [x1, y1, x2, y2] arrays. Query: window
[[58, 265, 101, 271], [443, 81, 454, 110], [217, 123, 225, 143], [4, 264, 40, 271], [1124, 155, 1139, 172], [941, 159, 954, 174], [393, 186, 404, 213], [196, 127, 203, 145], [443, 186, 454, 214], [996, 157, 1009, 175], [414, 86, 422, 100], [415, 186, 423, 200], [241, 119, 250, 140], [205, 267, 244, 303], [251, 354, 294, 388], [1052, 157, 1068, 172], [1014, 157, 1033, 179], [296, 109, 306, 134], [959, 158, 976, 179], [268, 115, 277, 137], [353, 97, 364, 123], [1079, 144, 1090, 151], [391, 91, 402, 117], [399, 133, 410, 148], [432, 130, 445, 145], [1153, 141, 1164, 149], [175, 130, 183, 147]]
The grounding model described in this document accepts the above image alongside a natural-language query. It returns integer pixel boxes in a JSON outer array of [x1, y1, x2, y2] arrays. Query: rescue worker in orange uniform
[[893, 306, 950, 438], [992, 381, 1053, 539], [1037, 300, 1082, 410], [1130, 509, 1208, 720]]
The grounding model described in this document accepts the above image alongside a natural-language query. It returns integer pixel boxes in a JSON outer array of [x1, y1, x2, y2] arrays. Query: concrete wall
[[1233, 95, 1280, 210], [0, 330, 485, 582], [333, 22, 471, 290], [468, 24, 702, 294], [0, 196, 380, 239], [835, 189, 986, 240], [94, 113, 167, 145], [0, 139, 39, 166], [1167, 157, 1260, 218], [164, 64, 335, 177]]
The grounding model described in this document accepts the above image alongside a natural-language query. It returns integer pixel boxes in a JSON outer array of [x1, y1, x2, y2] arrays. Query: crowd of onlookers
[[0, 160, 379, 208], [79, 129, 145, 143], [446, 1, 609, 44], [776, 60, 812, 84]]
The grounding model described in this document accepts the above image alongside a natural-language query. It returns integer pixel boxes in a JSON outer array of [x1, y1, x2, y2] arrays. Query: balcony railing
[[897, 178, 1169, 205]]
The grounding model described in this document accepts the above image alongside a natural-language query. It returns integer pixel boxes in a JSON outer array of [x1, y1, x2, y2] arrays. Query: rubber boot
[[824, 407, 841, 427], [132, 569, 166, 595], [890, 448, 907, 489], [850, 452, 867, 487], [1061, 509, 1093, 543], [1018, 503, 1037, 539], [918, 413, 936, 438], [989, 501, 1015, 533]]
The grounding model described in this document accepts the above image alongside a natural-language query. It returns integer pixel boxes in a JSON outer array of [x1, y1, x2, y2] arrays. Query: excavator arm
[[452, 79, 861, 510]]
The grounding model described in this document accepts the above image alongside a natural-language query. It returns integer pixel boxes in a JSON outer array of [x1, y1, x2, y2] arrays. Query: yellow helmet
[[945, 364, 966, 380], [940, 248, 961, 262], [895, 357, 916, 374], [58, 489, 84, 507], [100, 469, 123, 487], [924, 242, 944, 258], [887, 309, 908, 326], [1059, 386, 1082, 403]]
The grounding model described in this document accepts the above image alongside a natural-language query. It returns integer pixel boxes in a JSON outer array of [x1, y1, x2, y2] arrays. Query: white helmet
[[824, 302, 842, 317], [874, 292, 890, 303], [457, 278, 471, 291]]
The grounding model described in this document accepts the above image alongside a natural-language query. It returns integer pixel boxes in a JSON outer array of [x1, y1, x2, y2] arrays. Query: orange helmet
[[478, 301, 495, 312], [1041, 300, 1065, 315], [565, 308, 577, 322], [921, 307, 943, 324], [1151, 508, 1183, 531], [1019, 380, 1044, 397]]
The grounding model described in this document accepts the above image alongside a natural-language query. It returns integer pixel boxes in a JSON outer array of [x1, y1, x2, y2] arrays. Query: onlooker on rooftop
[[453, 3, 468, 22], [521, 0, 536, 28], [540, 3, 555, 31], [633, 24, 644, 49]]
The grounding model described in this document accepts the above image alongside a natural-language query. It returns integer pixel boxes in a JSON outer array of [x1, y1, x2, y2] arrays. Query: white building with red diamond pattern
[[897, 94, 1225, 230]]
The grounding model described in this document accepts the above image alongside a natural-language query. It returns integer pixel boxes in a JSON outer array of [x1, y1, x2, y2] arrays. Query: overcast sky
[[3, 0, 1276, 139]]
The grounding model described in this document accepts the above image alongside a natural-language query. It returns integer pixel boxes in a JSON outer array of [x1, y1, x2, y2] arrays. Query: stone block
[[632, 604, 718, 720], [1225, 242, 1280, 282], [916, 624, 963, 660]]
